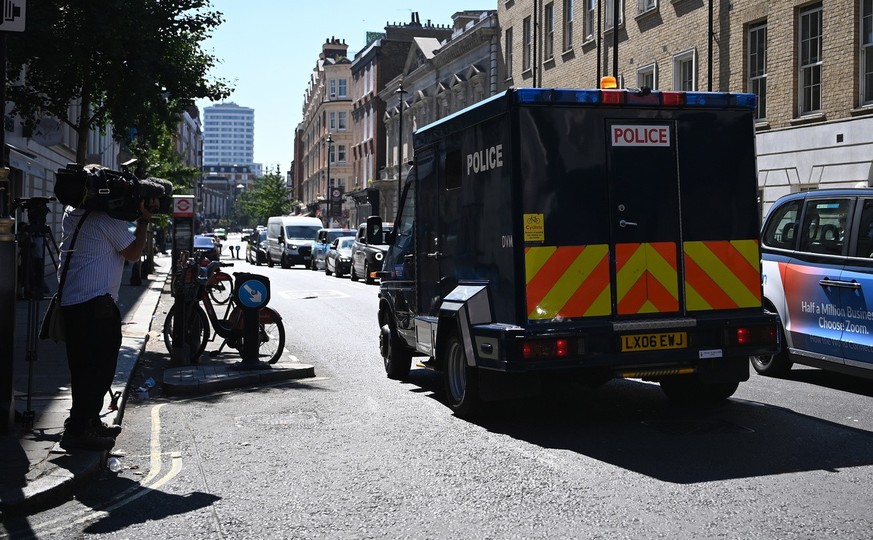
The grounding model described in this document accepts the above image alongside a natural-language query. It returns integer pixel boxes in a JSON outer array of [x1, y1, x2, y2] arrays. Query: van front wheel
[[443, 334, 480, 418]]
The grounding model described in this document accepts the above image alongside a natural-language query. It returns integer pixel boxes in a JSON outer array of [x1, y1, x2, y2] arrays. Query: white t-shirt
[[58, 208, 136, 305]]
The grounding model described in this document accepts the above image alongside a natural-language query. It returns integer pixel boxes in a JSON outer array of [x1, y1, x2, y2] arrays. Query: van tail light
[[522, 337, 581, 360], [727, 326, 778, 347]]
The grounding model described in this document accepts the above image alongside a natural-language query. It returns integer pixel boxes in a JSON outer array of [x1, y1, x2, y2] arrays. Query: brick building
[[498, 0, 873, 215]]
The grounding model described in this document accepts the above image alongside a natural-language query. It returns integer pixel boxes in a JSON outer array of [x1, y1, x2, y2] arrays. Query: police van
[[372, 86, 781, 417]]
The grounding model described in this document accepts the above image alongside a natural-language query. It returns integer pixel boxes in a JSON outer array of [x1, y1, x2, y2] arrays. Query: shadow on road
[[403, 368, 873, 484]]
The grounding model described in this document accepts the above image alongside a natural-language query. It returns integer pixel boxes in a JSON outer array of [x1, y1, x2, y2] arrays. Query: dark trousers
[[61, 295, 121, 431]]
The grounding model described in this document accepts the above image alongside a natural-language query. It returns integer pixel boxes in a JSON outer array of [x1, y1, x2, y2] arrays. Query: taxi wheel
[[350, 263, 359, 281], [750, 323, 792, 377], [443, 334, 480, 418], [659, 377, 739, 406], [267, 254, 274, 268], [364, 262, 374, 284]]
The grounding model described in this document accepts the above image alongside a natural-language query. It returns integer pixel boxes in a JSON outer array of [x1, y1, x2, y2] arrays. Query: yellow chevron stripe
[[525, 246, 556, 283], [684, 241, 760, 308], [643, 244, 679, 299]]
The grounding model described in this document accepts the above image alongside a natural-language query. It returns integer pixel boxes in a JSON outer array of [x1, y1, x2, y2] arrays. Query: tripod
[[12, 197, 60, 429]]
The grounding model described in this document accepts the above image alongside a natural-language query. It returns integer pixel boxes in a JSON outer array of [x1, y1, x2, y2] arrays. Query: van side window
[[853, 199, 873, 258], [763, 200, 801, 249], [799, 198, 851, 256]]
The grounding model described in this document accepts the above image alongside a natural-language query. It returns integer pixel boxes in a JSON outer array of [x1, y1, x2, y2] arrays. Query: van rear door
[[607, 121, 682, 316]]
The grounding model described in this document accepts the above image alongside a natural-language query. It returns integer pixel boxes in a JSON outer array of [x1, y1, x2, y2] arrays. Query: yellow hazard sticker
[[524, 213, 545, 242]]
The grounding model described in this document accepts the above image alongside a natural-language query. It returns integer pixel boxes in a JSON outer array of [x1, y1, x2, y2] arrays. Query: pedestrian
[[155, 226, 167, 254], [57, 185, 154, 451]]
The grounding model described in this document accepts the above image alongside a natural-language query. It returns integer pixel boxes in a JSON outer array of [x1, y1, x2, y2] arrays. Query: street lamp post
[[396, 82, 408, 210], [325, 133, 333, 225]]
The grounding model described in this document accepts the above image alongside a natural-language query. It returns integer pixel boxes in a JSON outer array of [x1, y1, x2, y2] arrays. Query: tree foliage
[[239, 167, 298, 225], [5, 0, 231, 163]]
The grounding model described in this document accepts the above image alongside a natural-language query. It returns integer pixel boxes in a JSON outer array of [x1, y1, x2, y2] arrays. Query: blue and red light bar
[[515, 87, 757, 110]]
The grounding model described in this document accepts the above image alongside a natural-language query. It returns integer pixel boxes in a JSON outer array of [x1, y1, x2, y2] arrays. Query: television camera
[[54, 159, 173, 221]]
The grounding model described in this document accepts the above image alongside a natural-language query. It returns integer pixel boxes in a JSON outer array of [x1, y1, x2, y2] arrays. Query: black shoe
[[95, 422, 122, 438], [60, 429, 115, 451]]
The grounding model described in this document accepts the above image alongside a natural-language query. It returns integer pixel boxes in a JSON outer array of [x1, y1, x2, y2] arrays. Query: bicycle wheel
[[163, 303, 210, 361], [208, 272, 233, 305], [229, 306, 286, 364]]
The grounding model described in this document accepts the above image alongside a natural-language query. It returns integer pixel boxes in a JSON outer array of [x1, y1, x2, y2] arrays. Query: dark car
[[246, 230, 268, 265], [311, 228, 356, 271], [194, 234, 221, 261], [350, 221, 393, 284], [325, 236, 355, 277]]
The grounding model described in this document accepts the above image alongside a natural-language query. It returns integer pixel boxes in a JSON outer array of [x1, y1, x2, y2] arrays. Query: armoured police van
[[373, 87, 781, 417]]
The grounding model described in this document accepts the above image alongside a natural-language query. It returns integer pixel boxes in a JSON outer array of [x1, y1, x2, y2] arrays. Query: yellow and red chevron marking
[[615, 242, 680, 315], [684, 239, 762, 310], [525, 245, 611, 320]]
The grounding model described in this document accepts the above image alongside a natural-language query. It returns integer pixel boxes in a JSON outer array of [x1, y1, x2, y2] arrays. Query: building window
[[862, 0, 873, 105], [338, 145, 347, 163], [505, 27, 514, 79], [673, 49, 696, 91], [545, 3, 555, 60], [523, 16, 532, 72], [328, 144, 334, 164], [637, 0, 656, 15], [637, 63, 657, 90], [329, 79, 336, 98], [329, 111, 336, 130], [748, 21, 768, 119], [338, 79, 348, 98], [563, 0, 574, 51], [584, 0, 595, 40], [798, 4, 822, 115], [338, 111, 347, 130], [605, 0, 624, 30]]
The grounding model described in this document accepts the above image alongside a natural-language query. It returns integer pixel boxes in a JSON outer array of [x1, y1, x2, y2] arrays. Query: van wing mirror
[[366, 215, 383, 245]]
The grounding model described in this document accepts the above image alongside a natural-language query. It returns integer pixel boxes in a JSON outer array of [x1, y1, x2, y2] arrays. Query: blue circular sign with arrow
[[237, 279, 269, 309]]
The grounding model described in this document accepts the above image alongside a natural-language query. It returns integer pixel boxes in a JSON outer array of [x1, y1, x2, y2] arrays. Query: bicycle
[[164, 258, 285, 364]]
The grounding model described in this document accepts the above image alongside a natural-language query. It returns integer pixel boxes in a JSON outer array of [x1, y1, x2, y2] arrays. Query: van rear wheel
[[443, 334, 480, 418], [660, 377, 739, 406], [380, 322, 411, 379], [750, 321, 792, 377]]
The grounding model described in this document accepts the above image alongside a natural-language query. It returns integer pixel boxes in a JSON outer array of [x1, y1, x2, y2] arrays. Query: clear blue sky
[[194, 1, 487, 173]]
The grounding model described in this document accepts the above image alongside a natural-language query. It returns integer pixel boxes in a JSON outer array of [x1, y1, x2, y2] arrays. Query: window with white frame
[[563, 0, 574, 51], [637, 0, 656, 15], [861, 0, 873, 105], [798, 4, 822, 115], [605, 0, 624, 30], [338, 111, 347, 130], [673, 49, 696, 91], [545, 3, 555, 59], [637, 63, 657, 90], [523, 16, 532, 71], [505, 27, 514, 78], [338, 79, 348, 98], [329, 111, 337, 130], [584, 0, 595, 40], [329, 79, 336, 98], [748, 21, 768, 119], [338, 145, 347, 163], [328, 144, 335, 164]]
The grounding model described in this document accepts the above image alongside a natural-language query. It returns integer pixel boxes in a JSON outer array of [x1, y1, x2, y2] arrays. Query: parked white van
[[266, 216, 323, 268]]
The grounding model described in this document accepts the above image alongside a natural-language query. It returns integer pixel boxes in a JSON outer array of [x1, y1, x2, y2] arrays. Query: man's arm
[[120, 200, 153, 262]]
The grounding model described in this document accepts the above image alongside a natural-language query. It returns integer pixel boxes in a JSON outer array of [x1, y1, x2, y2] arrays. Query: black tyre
[[364, 261, 374, 284], [380, 321, 412, 379], [659, 377, 739, 406], [310, 257, 318, 271], [325, 260, 332, 276], [750, 321, 792, 377], [350, 262, 359, 281], [163, 304, 210, 361], [258, 308, 286, 364], [267, 253, 274, 268], [443, 334, 480, 418], [280, 254, 290, 269], [208, 276, 232, 305]]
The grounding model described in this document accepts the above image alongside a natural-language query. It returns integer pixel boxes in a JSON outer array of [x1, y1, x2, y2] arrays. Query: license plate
[[621, 331, 687, 352]]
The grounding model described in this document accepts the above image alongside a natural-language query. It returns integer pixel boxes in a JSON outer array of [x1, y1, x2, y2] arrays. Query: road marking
[[277, 289, 351, 300]]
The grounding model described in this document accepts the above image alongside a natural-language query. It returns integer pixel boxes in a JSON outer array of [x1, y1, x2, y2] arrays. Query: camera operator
[[58, 194, 156, 452]]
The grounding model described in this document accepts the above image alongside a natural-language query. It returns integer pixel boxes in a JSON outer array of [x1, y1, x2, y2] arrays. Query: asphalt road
[[10, 235, 873, 539]]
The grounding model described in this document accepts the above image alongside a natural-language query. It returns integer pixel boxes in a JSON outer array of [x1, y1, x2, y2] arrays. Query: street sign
[[0, 0, 26, 32], [236, 277, 270, 309], [173, 195, 194, 218]]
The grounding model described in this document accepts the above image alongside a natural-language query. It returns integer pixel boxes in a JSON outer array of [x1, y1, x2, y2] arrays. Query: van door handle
[[426, 251, 444, 259], [819, 278, 861, 290], [619, 220, 638, 228]]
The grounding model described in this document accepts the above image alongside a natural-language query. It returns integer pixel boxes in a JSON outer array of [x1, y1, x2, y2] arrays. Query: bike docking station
[[231, 272, 272, 371]]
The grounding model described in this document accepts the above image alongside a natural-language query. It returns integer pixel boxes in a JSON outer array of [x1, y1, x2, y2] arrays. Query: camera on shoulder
[[53, 160, 173, 221]]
